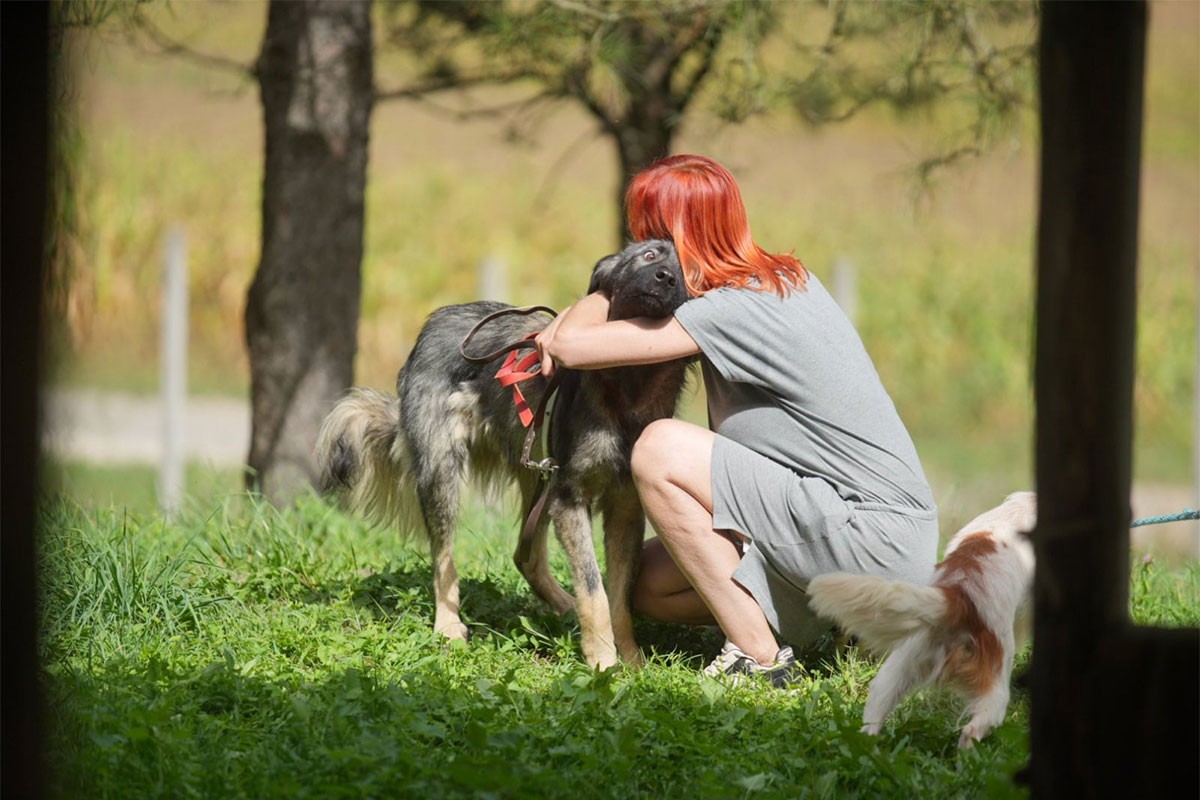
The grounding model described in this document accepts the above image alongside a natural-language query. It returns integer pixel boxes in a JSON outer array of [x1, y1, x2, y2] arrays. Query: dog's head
[[588, 239, 688, 321]]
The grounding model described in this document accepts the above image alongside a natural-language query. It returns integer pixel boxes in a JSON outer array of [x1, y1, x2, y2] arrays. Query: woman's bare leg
[[633, 537, 718, 625], [631, 418, 782, 665]]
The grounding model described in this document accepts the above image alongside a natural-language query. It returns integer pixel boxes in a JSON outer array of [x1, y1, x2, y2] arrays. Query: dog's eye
[[643, 250, 657, 261]]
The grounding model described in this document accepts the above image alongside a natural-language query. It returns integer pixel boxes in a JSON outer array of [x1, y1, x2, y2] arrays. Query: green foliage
[[775, 0, 1037, 180], [31, 496, 1013, 798], [41, 493, 1199, 798]]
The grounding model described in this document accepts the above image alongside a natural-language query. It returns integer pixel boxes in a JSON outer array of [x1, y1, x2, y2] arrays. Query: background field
[[46, 1, 1197, 526]]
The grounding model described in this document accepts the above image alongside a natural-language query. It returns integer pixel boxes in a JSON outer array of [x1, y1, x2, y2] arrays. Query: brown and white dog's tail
[[807, 573, 948, 655], [314, 387, 420, 533]]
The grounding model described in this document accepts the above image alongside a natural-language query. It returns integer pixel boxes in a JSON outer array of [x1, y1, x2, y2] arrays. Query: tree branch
[[374, 71, 533, 103], [131, 16, 255, 79]]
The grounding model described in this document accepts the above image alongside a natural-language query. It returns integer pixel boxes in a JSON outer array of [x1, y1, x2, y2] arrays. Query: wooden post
[[1030, 2, 1198, 796]]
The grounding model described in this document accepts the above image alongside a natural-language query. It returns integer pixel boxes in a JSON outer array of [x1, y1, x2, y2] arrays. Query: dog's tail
[[807, 573, 947, 655], [315, 387, 420, 533]]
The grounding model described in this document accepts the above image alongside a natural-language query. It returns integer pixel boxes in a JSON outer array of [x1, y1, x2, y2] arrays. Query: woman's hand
[[535, 292, 611, 378], [534, 306, 569, 379]]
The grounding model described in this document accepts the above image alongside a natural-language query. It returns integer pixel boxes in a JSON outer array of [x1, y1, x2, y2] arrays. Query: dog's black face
[[587, 239, 688, 321]]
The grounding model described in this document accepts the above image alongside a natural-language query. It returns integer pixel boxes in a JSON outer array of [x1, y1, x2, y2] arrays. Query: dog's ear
[[588, 252, 623, 294]]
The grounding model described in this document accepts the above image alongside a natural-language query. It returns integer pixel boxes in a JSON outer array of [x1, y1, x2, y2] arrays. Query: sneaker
[[703, 641, 803, 688]]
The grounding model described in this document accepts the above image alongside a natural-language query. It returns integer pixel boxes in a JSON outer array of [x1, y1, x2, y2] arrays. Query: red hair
[[625, 154, 806, 296]]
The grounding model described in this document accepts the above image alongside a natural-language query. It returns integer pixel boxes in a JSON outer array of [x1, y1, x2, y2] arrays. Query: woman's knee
[[631, 419, 702, 485]]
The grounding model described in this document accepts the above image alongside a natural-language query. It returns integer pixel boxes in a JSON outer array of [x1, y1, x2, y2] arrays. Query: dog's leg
[[958, 633, 1015, 749], [429, 527, 468, 641], [416, 476, 469, 642], [551, 500, 618, 670], [513, 475, 574, 615], [601, 484, 646, 667], [958, 682, 1010, 749], [861, 635, 933, 735]]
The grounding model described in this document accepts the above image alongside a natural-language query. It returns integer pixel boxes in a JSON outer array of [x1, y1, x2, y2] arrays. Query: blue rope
[[1130, 509, 1200, 528]]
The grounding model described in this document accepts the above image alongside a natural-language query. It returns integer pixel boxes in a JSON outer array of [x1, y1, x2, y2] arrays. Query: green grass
[[40, 490, 1199, 799], [42, 459, 246, 513]]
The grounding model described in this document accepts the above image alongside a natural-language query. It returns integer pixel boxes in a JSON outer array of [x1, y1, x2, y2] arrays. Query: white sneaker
[[703, 641, 802, 688]]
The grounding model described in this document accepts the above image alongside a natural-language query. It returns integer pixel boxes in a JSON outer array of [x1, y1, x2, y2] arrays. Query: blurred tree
[[376, 0, 1037, 244], [380, 0, 768, 245], [781, 1, 1036, 180], [45, 1, 140, 362], [245, 0, 373, 502]]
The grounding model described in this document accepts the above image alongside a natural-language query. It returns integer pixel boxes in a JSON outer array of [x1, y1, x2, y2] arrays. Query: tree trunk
[[246, 0, 373, 504], [1030, 2, 1198, 796], [609, 20, 680, 246], [614, 123, 673, 245], [2, 5, 51, 796]]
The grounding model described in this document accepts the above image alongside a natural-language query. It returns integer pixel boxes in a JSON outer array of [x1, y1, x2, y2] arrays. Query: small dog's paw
[[958, 725, 983, 749], [861, 722, 882, 736]]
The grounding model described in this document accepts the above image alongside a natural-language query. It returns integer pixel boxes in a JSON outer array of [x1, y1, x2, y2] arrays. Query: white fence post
[[833, 257, 858, 326], [160, 226, 188, 519], [479, 255, 508, 302]]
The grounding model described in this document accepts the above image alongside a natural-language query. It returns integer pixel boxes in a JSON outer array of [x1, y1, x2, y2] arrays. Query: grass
[[39, 487, 1200, 799]]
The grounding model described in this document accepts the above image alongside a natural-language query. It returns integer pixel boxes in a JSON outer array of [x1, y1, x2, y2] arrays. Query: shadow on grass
[[47, 638, 1029, 800], [330, 560, 729, 665]]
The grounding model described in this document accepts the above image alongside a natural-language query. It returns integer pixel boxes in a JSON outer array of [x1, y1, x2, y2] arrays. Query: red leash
[[493, 336, 542, 427]]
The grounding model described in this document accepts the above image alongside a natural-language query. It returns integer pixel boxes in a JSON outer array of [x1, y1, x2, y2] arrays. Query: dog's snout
[[654, 267, 677, 287]]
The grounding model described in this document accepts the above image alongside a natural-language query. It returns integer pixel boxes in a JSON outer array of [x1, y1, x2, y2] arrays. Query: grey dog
[[315, 240, 691, 669]]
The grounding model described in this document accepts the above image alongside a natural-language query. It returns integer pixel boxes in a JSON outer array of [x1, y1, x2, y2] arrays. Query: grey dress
[[673, 272, 938, 649]]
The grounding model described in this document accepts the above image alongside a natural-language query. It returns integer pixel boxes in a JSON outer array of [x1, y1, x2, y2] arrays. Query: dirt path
[[42, 388, 250, 466], [42, 389, 1197, 559]]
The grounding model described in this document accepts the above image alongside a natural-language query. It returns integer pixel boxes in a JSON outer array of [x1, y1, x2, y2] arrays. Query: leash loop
[[459, 304, 557, 363]]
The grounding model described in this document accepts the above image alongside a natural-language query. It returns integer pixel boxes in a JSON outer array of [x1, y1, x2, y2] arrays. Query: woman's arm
[[536, 292, 700, 377]]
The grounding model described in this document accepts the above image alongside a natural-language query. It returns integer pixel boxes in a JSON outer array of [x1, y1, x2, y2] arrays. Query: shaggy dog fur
[[807, 491, 1037, 748], [315, 240, 691, 669]]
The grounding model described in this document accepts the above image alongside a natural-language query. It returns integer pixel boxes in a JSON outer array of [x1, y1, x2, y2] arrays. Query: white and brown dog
[[807, 491, 1037, 748]]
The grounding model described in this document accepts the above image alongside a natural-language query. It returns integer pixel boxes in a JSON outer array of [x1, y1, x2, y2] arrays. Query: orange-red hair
[[625, 154, 806, 296]]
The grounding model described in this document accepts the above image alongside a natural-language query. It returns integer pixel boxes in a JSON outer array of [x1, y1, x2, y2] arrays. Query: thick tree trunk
[[615, 123, 672, 244], [1030, 2, 1198, 796], [246, 0, 373, 504], [609, 21, 680, 246], [2, 6, 51, 797]]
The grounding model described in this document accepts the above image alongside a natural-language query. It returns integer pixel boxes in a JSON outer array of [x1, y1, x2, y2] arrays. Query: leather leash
[[459, 305, 563, 566]]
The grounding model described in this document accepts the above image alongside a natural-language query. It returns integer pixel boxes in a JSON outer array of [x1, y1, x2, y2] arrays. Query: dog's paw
[[582, 644, 620, 672], [861, 722, 883, 736], [958, 725, 985, 749], [435, 620, 470, 642]]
